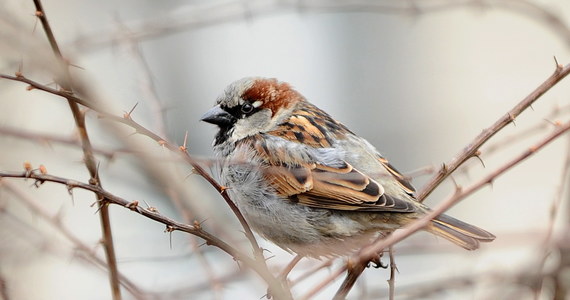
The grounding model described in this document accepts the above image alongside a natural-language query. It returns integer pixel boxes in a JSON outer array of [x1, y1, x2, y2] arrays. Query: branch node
[[193, 220, 202, 230], [39, 164, 48, 174], [125, 200, 139, 211], [34, 10, 44, 18], [165, 225, 175, 233], [219, 185, 230, 194], [23, 161, 33, 177]]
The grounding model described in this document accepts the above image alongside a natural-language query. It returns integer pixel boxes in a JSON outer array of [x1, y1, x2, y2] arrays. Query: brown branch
[[0, 171, 292, 300], [0, 72, 263, 265], [31, 0, 122, 298], [417, 62, 570, 202], [1, 181, 148, 300], [305, 119, 570, 299], [0, 126, 133, 160]]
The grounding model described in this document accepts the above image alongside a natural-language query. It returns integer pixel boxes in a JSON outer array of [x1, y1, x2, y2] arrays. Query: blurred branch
[[0, 170, 292, 300], [0, 272, 8, 300], [0, 126, 133, 160], [1, 181, 148, 300], [0, 72, 264, 262], [71, 0, 570, 51], [31, 0, 122, 298], [417, 61, 570, 202]]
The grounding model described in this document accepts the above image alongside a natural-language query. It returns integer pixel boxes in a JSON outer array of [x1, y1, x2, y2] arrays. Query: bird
[[201, 77, 495, 258]]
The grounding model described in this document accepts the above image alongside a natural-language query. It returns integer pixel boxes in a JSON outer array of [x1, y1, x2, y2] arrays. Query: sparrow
[[201, 77, 495, 258]]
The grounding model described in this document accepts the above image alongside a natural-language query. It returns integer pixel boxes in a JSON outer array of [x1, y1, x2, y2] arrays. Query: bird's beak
[[200, 105, 236, 126]]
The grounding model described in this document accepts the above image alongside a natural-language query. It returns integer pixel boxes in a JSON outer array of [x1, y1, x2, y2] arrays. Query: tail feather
[[427, 214, 495, 251]]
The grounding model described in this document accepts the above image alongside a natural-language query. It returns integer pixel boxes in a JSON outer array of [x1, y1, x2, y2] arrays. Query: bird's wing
[[261, 157, 416, 212], [240, 103, 416, 212]]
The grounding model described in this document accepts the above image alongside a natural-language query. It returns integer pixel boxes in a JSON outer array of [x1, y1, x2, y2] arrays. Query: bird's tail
[[426, 214, 495, 250]]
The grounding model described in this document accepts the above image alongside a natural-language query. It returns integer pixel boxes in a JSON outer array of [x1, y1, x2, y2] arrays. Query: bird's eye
[[241, 103, 254, 114]]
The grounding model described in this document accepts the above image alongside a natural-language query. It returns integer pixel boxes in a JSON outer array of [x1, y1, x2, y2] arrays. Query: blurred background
[[1, 0, 570, 299]]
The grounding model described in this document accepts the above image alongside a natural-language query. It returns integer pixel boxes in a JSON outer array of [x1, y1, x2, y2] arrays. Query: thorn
[[92, 201, 106, 214], [219, 185, 230, 194], [553, 56, 563, 73], [179, 131, 189, 152], [508, 113, 517, 126], [123, 103, 138, 120], [184, 170, 197, 180], [33, 179, 45, 188], [68, 63, 85, 70], [473, 151, 486, 168], [544, 119, 563, 127], [439, 163, 448, 175], [66, 184, 75, 205]]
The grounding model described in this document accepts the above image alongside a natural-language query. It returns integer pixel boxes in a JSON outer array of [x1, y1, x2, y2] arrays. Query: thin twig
[[0, 126, 133, 160], [70, 0, 570, 51], [0, 171, 292, 300], [417, 62, 570, 201], [31, 0, 122, 298], [1, 181, 148, 300]]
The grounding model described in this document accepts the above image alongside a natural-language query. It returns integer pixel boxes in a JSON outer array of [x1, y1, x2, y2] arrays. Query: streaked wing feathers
[[262, 161, 416, 213], [377, 156, 416, 196]]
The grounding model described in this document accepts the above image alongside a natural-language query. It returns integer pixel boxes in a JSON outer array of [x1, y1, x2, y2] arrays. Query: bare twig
[[0, 72, 264, 265], [71, 0, 570, 51], [31, 0, 122, 298], [1, 181, 147, 300], [417, 62, 570, 202], [0, 126, 133, 160], [0, 171, 292, 300]]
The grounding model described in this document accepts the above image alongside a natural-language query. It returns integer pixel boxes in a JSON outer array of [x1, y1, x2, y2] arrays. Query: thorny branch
[[1, 181, 147, 300], [31, 0, 122, 298], [417, 61, 570, 201], [0, 75, 286, 297], [0, 72, 263, 260], [0, 170, 292, 300]]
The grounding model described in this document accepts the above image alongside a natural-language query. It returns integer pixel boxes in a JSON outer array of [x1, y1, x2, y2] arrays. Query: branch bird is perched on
[[201, 77, 495, 257]]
